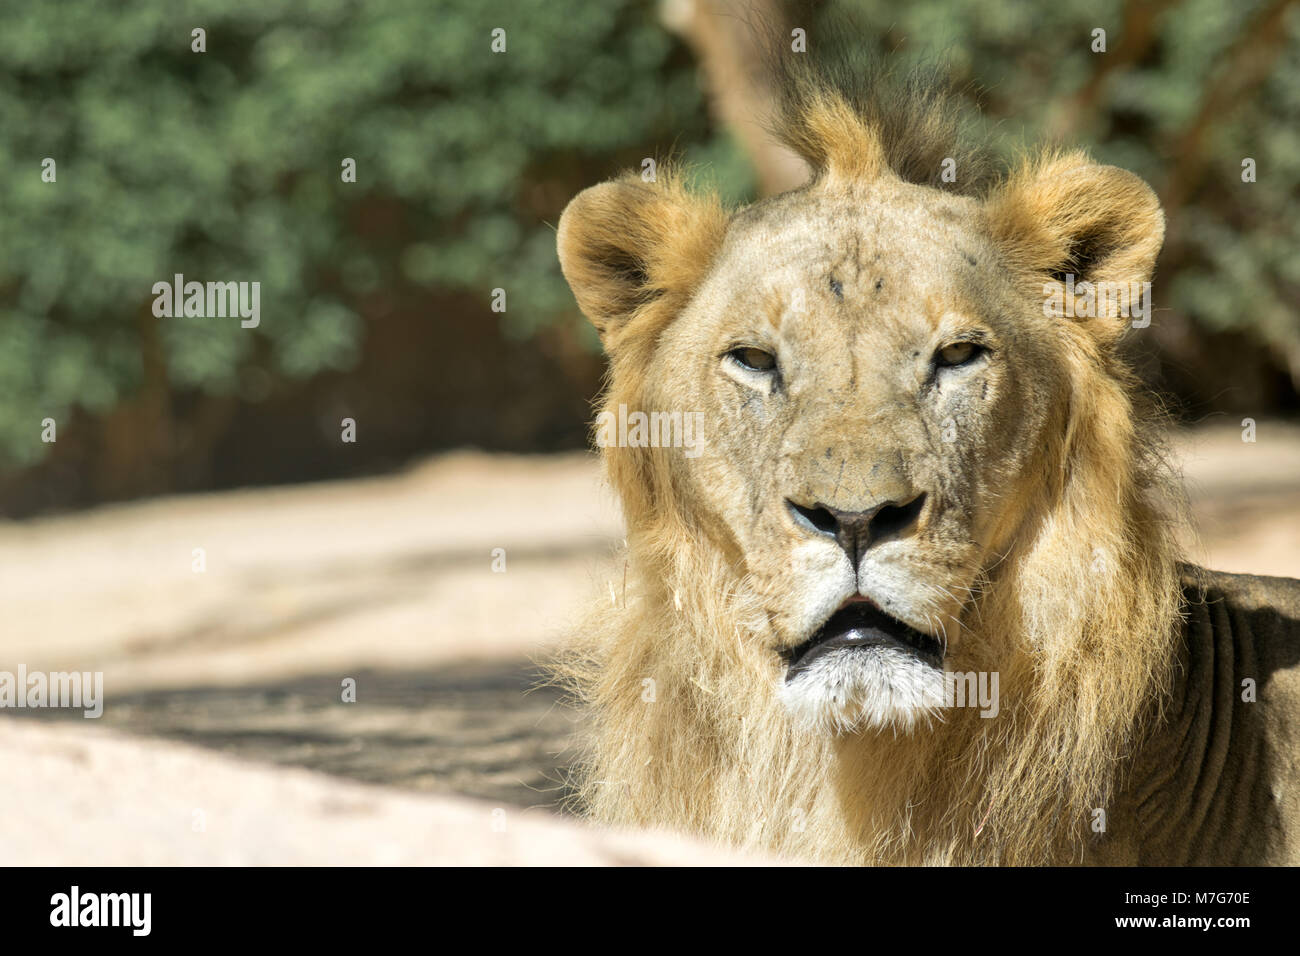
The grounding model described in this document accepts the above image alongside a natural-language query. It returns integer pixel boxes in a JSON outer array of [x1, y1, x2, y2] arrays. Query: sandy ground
[[0, 451, 623, 690], [2, 423, 1297, 864], [2, 721, 778, 866]]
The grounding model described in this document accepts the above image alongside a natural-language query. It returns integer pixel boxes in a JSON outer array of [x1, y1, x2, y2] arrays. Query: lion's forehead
[[712, 187, 993, 319]]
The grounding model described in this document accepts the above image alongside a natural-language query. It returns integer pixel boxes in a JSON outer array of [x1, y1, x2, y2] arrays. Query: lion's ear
[[557, 176, 727, 345], [986, 152, 1164, 339]]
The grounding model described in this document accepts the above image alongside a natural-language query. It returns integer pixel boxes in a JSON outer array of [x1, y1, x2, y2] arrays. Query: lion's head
[[555, 55, 1186, 864]]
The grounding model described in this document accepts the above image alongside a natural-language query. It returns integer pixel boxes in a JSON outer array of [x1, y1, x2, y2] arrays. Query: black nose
[[785, 495, 927, 567]]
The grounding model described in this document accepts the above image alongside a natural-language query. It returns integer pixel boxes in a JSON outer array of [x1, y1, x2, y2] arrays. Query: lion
[[552, 44, 1300, 865]]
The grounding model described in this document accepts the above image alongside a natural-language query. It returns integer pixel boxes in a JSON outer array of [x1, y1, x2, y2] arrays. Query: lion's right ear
[[984, 151, 1164, 347], [556, 177, 727, 346]]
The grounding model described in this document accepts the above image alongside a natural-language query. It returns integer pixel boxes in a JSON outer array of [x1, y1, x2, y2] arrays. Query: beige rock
[[0, 721, 779, 866]]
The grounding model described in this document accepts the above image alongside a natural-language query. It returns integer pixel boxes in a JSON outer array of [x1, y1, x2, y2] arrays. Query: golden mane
[[551, 45, 1189, 863], [555, 321, 1186, 863]]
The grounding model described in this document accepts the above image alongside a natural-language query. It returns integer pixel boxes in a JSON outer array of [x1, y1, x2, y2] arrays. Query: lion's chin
[[779, 645, 946, 734], [779, 602, 946, 734]]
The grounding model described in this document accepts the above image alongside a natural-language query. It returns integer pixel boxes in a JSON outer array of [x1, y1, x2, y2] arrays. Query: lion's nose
[[785, 495, 926, 567]]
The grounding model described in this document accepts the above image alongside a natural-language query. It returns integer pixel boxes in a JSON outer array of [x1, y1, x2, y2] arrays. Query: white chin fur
[[778, 646, 945, 735]]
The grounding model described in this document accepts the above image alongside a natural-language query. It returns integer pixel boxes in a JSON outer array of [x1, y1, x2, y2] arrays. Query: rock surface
[[2, 425, 1297, 865]]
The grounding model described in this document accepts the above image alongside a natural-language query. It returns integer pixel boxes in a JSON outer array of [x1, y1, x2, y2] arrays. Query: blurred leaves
[[0, 0, 718, 468], [2, 0, 1298, 477], [832, 0, 1300, 383]]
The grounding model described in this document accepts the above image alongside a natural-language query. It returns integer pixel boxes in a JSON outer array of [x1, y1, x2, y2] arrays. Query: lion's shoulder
[[1178, 564, 1300, 696], [1180, 564, 1300, 657], [1155, 564, 1300, 863], [1183, 564, 1300, 616]]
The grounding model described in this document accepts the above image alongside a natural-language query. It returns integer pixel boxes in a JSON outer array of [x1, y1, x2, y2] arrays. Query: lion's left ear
[[557, 175, 728, 350], [985, 152, 1164, 340]]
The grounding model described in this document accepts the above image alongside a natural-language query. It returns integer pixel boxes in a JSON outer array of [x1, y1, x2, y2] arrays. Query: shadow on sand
[[7, 660, 582, 813]]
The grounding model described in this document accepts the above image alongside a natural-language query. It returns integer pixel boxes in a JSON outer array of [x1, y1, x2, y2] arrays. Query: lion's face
[[559, 157, 1163, 737], [648, 181, 1061, 730]]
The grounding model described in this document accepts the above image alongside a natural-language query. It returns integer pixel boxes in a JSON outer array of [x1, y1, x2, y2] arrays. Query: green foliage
[[832, 0, 1300, 380], [0, 0, 724, 466], [3, 0, 1297, 472]]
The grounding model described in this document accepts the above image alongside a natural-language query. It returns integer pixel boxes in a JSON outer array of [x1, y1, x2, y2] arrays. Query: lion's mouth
[[784, 601, 945, 679]]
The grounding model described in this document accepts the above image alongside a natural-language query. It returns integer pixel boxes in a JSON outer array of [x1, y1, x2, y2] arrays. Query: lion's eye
[[935, 341, 983, 368], [727, 347, 778, 373]]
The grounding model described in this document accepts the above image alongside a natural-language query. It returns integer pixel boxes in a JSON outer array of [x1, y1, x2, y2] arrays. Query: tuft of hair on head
[[761, 11, 994, 193]]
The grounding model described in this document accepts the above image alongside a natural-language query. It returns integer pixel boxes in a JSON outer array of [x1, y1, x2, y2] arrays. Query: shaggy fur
[[768, 32, 994, 193], [552, 38, 1300, 865]]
